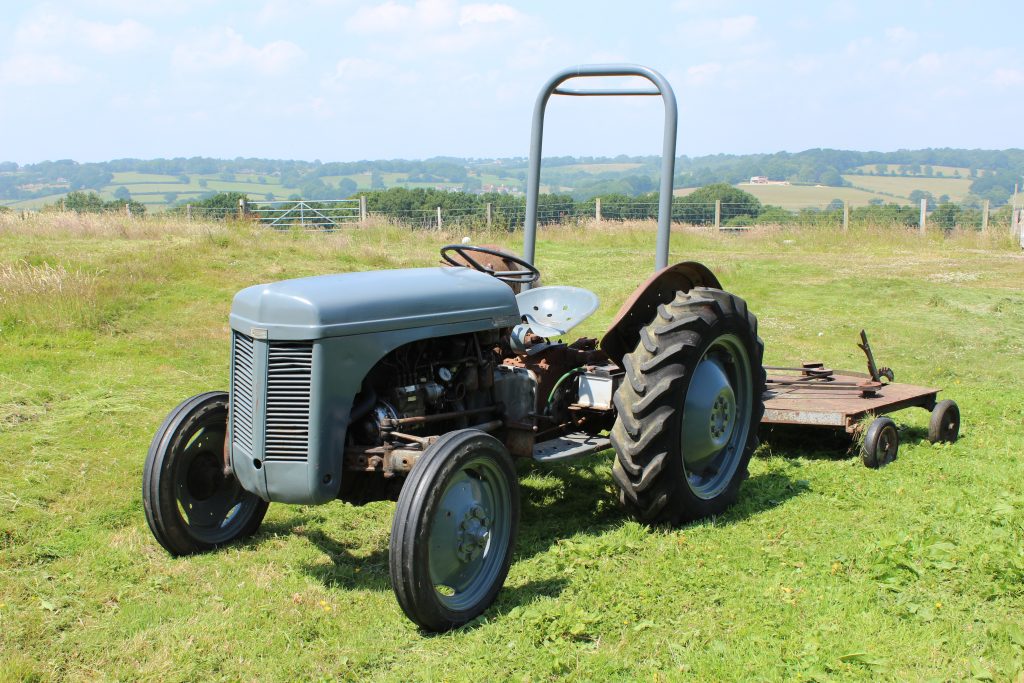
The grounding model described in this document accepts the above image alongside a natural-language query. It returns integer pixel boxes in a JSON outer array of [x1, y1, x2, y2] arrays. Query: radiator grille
[[264, 341, 313, 462], [230, 332, 256, 453]]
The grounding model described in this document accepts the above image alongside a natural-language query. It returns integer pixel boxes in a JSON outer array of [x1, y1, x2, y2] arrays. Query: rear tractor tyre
[[927, 399, 960, 444], [610, 287, 766, 525], [861, 416, 899, 468], [389, 429, 519, 632], [142, 391, 269, 556]]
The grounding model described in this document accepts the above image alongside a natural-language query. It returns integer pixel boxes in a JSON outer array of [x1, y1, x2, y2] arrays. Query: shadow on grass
[[245, 448, 808, 626], [759, 421, 933, 463]]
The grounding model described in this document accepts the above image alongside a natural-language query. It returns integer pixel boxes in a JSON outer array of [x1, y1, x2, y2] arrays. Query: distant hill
[[1, 148, 1021, 211]]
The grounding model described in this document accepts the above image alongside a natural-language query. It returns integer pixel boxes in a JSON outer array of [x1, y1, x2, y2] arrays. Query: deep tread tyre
[[927, 399, 960, 444], [610, 287, 765, 525], [389, 429, 519, 632], [142, 391, 269, 556], [861, 416, 899, 468]]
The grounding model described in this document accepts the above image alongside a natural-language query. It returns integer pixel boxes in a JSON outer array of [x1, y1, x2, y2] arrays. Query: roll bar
[[522, 64, 678, 280]]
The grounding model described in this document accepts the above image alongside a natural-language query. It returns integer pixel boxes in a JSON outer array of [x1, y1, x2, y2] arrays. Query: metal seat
[[515, 286, 599, 338]]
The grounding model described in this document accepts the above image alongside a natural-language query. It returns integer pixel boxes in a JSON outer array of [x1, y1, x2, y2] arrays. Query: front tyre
[[610, 288, 766, 525], [389, 429, 519, 632], [142, 391, 269, 556]]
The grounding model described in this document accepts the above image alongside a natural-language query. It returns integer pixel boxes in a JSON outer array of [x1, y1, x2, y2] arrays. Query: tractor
[[141, 65, 766, 631]]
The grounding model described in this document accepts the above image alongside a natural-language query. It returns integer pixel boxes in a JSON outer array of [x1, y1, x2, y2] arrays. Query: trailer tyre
[[927, 399, 959, 444], [610, 288, 765, 525], [389, 429, 519, 632], [861, 416, 899, 468], [142, 391, 269, 556]]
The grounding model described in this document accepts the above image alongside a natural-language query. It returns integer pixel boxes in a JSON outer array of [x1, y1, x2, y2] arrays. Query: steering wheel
[[440, 244, 540, 285]]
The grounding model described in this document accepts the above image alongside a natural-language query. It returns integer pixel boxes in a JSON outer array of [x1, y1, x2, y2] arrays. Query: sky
[[1, 1, 1022, 164]]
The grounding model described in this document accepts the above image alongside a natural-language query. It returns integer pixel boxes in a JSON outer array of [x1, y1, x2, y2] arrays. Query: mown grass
[[1, 214, 1023, 681]]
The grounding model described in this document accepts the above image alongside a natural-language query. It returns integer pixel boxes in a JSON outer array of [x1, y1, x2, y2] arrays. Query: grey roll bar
[[522, 64, 678, 280]]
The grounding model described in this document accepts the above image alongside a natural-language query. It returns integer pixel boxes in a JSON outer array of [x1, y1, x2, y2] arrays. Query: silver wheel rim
[[680, 333, 753, 500]]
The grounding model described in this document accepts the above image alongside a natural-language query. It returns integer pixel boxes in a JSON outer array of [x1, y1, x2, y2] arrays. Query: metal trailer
[[760, 331, 961, 467]]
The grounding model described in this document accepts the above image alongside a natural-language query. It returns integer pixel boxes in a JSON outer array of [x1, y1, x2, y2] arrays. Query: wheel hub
[[681, 357, 736, 471], [456, 505, 491, 563], [186, 450, 224, 501]]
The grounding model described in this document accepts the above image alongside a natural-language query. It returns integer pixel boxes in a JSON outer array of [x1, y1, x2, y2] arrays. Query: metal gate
[[249, 199, 360, 229]]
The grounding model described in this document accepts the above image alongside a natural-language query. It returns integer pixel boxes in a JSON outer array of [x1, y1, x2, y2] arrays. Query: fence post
[[842, 201, 849, 231], [238, 198, 246, 220], [714, 200, 721, 231], [186, 204, 192, 221], [981, 199, 989, 233], [437, 206, 442, 229], [919, 198, 927, 235], [486, 202, 492, 229], [125, 202, 131, 217], [359, 195, 367, 222], [595, 197, 602, 222]]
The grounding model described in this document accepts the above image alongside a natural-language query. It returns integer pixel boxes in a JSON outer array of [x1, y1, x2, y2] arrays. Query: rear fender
[[599, 261, 721, 365]]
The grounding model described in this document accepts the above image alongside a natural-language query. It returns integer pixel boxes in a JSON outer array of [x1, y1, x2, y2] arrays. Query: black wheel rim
[[877, 425, 898, 465], [426, 455, 513, 612], [172, 422, 261, 545]]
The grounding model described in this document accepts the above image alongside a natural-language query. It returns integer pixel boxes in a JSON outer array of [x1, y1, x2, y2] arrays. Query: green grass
[[734, 183, 895, 207], [0, 215, 1022, 680]]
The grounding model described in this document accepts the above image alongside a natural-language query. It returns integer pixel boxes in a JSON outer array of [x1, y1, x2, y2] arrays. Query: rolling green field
[[1, 216, 1023, 681], [734, 183, 891, 207], [842, 174, 973, 202]]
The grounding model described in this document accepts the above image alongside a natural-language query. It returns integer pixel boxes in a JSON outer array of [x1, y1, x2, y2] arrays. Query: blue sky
[[1, 1, 1021, 164]]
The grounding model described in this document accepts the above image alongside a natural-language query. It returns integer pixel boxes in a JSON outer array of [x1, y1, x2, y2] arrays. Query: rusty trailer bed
[[761, 367, 939, 434]]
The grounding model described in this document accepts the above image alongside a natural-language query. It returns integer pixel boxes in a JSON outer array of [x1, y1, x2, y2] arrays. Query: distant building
[[750, 176, 768, 184]]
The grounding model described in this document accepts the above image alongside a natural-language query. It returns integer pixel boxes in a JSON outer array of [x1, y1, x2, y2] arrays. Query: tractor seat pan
[[515, 286, 599, 338]]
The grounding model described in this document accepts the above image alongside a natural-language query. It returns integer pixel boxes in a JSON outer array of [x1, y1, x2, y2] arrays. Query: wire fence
[[17, 195, 1021, 237]]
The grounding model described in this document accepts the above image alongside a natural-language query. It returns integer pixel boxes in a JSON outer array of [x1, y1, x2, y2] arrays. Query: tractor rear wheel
[[142, 391, 269, 556], [389, 429, 519, 631], [610, 288, 765, 525]]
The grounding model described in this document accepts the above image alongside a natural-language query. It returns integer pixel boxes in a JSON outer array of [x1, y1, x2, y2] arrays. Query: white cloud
[[80, 19, 153, 53], [0, 53, 85, 85], [988, 68, 1024, 87], [459, 3, 522, 26], [14, 10, 153, 53], [346, 1, 415, 32], [884, 26, 916, 44], [346, 0, 520, 33], [685, 62, 722, 86], [680, 14, 758, 43], [171, 28, 306, 75], [718, 15, 757, 41]]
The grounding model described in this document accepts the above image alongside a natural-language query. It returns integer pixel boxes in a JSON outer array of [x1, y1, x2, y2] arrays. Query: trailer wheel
[[610, 288, 765, 525], [389, 429, 519, 631], [928, 399, 960, 444], [142, 391, 269, 556], [861, 416, 899, 468]]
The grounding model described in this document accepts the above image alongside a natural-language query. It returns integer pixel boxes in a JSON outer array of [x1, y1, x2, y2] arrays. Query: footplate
[[532, 432, 611, 463]]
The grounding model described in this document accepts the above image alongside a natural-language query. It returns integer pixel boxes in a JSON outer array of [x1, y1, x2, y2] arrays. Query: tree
[[681, 184, 761, 224], [113, 186, 131, 201], [198, 178, 208, 188], [164, 192, 179, 204]]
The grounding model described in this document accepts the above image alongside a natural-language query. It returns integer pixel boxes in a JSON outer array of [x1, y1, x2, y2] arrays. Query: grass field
[[734, 183, 892, 207], [1, 216, 1023, 681], [842, 174, 972, 202]]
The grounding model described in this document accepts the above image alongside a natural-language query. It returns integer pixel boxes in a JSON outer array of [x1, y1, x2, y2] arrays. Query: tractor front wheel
[[389, 429, 519, 631], [610, 288, 765, 525], [142, 391, 269, 556]]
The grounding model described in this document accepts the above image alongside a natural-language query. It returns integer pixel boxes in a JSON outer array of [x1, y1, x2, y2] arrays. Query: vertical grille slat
[[265, 341, 313, 462], [231, 332, 256, 453]]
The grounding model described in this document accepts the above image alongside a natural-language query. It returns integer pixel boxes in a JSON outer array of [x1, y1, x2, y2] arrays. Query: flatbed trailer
[[759, 332, 960, 467]]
